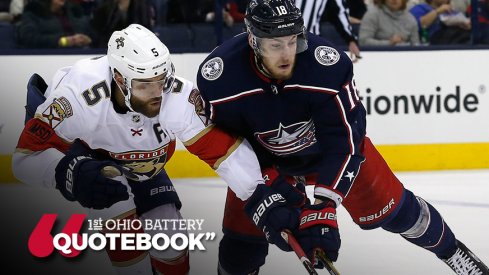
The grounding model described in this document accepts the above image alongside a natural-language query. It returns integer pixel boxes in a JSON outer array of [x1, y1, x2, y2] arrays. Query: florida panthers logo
[[201, 57, 224, 81], [109, 142, 175, 181], [255, 120, 317, 155], [115, 37, 124, 49]]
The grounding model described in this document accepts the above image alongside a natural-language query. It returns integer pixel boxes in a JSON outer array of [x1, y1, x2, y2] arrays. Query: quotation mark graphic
[[28, 214, 86, 258]]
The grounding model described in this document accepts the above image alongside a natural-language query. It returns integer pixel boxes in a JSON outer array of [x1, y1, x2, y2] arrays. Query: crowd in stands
[[0, 0, 488, 51]]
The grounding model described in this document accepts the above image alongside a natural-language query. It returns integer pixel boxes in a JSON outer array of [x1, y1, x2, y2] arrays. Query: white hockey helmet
[[107, 24, 175, 111]]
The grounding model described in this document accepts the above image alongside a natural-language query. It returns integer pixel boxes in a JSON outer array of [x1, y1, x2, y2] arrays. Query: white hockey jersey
[[13, 56, 263, 200]]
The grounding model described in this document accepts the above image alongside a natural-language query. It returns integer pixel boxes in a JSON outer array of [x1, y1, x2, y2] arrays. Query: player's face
[[259, 35, 297, 80], [130, 74, 167, 118]]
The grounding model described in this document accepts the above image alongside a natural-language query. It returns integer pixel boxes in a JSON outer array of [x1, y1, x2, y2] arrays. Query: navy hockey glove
[[262, 167, 307, 208], [244, 184, 299, 251], [296, 201, 341, 266], [55, 154, 129, 209]]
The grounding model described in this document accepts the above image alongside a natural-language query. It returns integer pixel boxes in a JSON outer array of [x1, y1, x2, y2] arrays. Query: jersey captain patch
[[41, 97, 73, 129], [314, 46, 340, 66], [201, 57, 224, 81], [254, 120, 317, 156]]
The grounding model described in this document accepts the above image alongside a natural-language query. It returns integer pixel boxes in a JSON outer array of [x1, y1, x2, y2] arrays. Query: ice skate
[[444, 241, 489, 275]]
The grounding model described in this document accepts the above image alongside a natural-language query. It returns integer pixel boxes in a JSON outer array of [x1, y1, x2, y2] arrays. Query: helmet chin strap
[[114, 76, 136, 112], [250, 35, 273, 78], [254, 54, 273, 79]]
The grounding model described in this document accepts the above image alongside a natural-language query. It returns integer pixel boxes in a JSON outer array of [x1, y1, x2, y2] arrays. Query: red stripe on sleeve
[[185, 127, 239, 167], [166, 140, 176, 161], [17, 119, 70, 153]]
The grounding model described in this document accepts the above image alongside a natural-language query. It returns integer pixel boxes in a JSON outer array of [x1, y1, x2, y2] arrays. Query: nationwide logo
[[360, 85, 483, 115]]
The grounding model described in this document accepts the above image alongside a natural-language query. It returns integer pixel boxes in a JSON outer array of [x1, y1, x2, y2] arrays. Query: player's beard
[[262, 55, 296, 81], [130, 95, 162, 118]]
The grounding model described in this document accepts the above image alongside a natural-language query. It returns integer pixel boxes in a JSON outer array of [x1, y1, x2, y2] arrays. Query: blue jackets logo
[[255, 120, 317, 155]]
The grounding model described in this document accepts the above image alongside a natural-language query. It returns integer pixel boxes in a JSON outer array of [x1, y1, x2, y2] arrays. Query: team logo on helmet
[[115, 37, 124, 49], [314, 46, 340, 66], [201, 57, 224, 81]]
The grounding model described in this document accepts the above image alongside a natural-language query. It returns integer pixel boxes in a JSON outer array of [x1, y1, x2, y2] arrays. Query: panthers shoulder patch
[[188, 89, 210, 126], [40, 96, 73, 129]]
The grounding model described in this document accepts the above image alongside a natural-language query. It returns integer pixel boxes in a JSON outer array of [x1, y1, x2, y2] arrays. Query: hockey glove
[[244, 184, 299, 251], [296, 201, 341, 266], [55, 154, 129, 209], [262, 167, 307, 208]]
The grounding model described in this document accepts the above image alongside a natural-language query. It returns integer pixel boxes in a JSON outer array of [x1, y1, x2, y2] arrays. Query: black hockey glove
[[244, 184, 299, 251], [262, 167, 307, 208], [55, 148, 129, 209], [296, 200, 341, 266]]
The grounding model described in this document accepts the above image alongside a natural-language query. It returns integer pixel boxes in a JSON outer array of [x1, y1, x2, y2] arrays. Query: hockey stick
[[315, 249, 341, 275], [281, 230, 318, 275], [281, 231, 341, 275]]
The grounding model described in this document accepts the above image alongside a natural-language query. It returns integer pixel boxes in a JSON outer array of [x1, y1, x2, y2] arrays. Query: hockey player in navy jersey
[[12, 24, 284, 275], [196, 0, 489, 274]]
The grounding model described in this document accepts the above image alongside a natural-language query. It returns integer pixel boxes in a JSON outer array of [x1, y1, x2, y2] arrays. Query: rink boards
[[1, 50, 488, 182]]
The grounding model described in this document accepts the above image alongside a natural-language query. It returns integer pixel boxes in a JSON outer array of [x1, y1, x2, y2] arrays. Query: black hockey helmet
[[245, 0, 308, 53]]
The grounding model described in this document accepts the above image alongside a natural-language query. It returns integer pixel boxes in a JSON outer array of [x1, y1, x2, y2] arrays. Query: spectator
[[169, 0, 213, 23], [451, 0, 470, 13], [171, 0, 235, 27], [225, 0, 247, 23], [296, 0, 362, 62], [202, 0, 243, 27], [410, 0, 471, 44], [151, 0, 169, 25], [467, 0, 489, 43], [0, 0, 24, 23], [17, 0, 93, 48], [359, 0, 420, 46], [346, 0, 368, 23], [91, 0, 154, 48], [165, 0, 184, 23], [406, 0, 421, 9]]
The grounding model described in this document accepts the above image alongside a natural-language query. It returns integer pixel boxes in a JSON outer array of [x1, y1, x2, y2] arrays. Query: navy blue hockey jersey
[[197, 33, 367, 201]]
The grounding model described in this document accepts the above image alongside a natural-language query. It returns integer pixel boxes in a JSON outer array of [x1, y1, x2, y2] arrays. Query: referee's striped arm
[[295, 0, 357, 42], [296, 0, 327, 35]]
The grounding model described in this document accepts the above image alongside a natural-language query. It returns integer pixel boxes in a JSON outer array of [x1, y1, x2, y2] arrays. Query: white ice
[[2, 169, 488, 275]]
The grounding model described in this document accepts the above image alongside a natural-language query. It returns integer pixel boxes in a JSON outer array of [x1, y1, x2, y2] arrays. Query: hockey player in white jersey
[[12, 24, 301, 274]]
